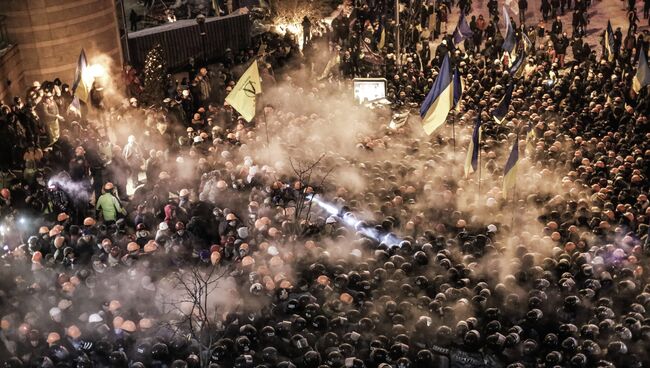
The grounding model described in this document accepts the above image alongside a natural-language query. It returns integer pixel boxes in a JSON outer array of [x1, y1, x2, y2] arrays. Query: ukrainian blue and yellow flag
[[509, 52, 525, 79], [376, 23, 386, 50], [502, 6, 516, 54], [464, 112, 482, 177], [522, 32, 533, 54], [72, 49, 89, 104], [525, 122, 536, 156], [67, 96, 82, 117], [604, 21, 615, 62], [502, 138, 519, 199], [453, 12, 473, 45], [420, 54, 454, 135], [453, 68, 463, 110], [492, 83, 514, 124], [633, 45, 650, 93]]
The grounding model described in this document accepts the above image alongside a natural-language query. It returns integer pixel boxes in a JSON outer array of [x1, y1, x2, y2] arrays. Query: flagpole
[[452, 119, 456, 157], [263, 107, 270, 146], [510, 132, 518, 231], [395, 0, 401, 67], [511, 176, 517, 231], [477, 127, 482, 201]]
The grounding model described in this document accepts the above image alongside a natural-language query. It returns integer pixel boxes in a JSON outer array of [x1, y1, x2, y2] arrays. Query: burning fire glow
[[82, 64, 107, 87], [273, 22, 305, 50], [271, 3, 317, 52]]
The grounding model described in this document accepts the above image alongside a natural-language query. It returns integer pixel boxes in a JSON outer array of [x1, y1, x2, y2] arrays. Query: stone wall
[[0, 45, 24, 102], [0, 0, 123, 87]]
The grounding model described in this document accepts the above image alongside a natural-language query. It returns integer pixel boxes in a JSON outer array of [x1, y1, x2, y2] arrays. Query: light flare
[[308, 194, 403, 248], [274, 23, 305, 50], [82, 64, 107, 87], [308, 194, 339, 216]]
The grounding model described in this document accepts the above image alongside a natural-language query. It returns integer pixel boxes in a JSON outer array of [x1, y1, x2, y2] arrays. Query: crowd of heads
[[0, 0, 649, 367]]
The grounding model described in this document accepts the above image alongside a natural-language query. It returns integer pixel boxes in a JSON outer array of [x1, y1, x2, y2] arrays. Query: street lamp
[[195, 14, 207, 66]]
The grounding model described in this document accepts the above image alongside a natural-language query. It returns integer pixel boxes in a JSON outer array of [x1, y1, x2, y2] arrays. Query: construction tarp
[[127, 13, 251, 69]]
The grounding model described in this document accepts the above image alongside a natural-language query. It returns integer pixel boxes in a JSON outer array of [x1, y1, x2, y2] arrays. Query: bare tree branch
[[159, 264, 230, 366]]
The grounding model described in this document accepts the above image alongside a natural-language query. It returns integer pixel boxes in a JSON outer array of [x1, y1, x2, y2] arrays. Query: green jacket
[[96, 193, 126, 222]]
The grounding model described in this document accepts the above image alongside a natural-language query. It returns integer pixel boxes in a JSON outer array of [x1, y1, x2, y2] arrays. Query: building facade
[[0, 0, 123, 100]]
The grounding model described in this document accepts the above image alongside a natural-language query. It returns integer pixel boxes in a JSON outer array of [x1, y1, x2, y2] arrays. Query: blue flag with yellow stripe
[[604, 21, 615, 62], [502, 6, 516, 54], [453, 12, 473, 45], [522, 32, 533, 54], [633, 45, 650, 93], [503, 138, 519, 198], [509, 52, 525, 78], [525, 122, 536, 155], [492, 83, 514, 124], [453, 68, 463, 109], [420, 54, 454, 135], [375, 22, 386, 50], [72, 49, 89, 104], [464, 112, 482, 177]]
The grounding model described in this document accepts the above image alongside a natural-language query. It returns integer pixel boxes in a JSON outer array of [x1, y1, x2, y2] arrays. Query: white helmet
[[88, 313, 103, 323]]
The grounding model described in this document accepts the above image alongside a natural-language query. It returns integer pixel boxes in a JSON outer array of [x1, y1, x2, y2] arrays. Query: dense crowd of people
[[0, 0, 649, 367]]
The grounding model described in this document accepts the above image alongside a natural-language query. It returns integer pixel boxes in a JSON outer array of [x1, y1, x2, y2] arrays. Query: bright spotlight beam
[[308, 194, 339, 216], [308, 194, 403, 248]]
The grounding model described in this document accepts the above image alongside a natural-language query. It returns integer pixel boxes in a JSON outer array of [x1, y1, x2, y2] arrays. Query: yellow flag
[[225, 60, 262, 122]]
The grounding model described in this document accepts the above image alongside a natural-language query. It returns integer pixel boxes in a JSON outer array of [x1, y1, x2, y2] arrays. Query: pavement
[[429, 0, 648, 63]]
